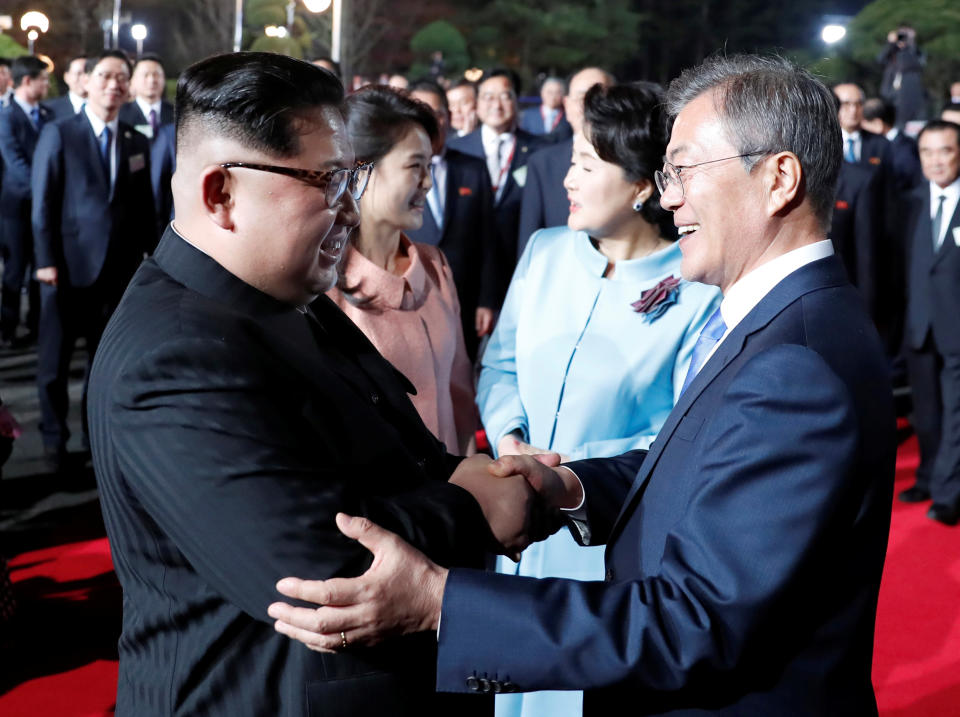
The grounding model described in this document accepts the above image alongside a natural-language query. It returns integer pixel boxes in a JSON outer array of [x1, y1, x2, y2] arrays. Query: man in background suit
[[32, 50, 156, 470], [835, 83, 893, 175], [902, 120, 960, 525], [0, 56, 50, 347], [150, 122, 176, 235], [408, 80, 497, 359], [0, 60, 13, 107], [862, 97, 923, 193], [519, 77, 571, 141], [517, 67, 614, 257], [447, 80, 478, 138], [89, 51, 541, 716], [43, 56, 87, 120], [449, 69, 543, 305], [118, 54, 174, 143], [272, 54, 895, 717]]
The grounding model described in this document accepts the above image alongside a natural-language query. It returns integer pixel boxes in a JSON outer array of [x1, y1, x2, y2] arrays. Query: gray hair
[[665, 54, 842, 231]]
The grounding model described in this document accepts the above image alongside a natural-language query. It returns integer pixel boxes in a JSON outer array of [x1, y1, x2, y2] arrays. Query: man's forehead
[[480, 76, 511, 92], [666, 93, 722, 160], [570, 70, 607, 95], [920, 129, 959, 150], [94, 58, 129, 75]]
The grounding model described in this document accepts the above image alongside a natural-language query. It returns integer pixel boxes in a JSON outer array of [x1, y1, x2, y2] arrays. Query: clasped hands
[[267, 454, 583, 652]]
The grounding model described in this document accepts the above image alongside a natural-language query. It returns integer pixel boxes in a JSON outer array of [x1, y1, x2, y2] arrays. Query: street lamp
[[265, 25, 289, 38], [20, 10, 49, 55], [235, 0, 340, 61], [822, 25, 846, 45], [131, 23, 147, 57]]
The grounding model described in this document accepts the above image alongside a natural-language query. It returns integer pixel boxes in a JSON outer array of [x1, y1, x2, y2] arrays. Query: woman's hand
[[498, 433, 569, 464]]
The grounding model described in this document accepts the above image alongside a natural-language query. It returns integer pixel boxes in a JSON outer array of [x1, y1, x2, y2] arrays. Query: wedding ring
[[340, 631, 348, 648]]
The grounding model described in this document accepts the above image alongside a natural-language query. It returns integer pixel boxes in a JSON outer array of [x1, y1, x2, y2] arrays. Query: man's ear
[[764, 151, 803, 218], [201, 166, 234, 230]]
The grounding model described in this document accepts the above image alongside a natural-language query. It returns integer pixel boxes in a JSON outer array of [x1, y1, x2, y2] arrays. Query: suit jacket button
[[605, 568, 614, 582], [466, 676, 479, 691], [478, 678, 491, 693], [490, 680, 502, 693], [503, 681, 518, 693], [370, 392, 380, 404], [416, 458, 427, 469]]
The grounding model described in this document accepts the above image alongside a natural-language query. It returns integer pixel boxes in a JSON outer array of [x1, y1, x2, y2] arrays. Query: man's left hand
[[268, 512, 447, 652]]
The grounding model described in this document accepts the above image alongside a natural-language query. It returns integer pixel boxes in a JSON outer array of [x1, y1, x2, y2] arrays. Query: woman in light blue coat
[[480, 82, 721, 717]]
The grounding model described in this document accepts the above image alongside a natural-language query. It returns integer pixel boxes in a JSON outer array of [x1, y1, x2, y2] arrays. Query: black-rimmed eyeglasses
[[655, 152, 769, 199], [219, 161, 374, 206]]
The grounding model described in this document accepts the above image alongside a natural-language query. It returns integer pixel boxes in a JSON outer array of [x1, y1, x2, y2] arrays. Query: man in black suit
[[0, 56, 51, 347], [449, 69, 544, 306], [862, 97, 923, 193], [88, 52, 542, 716], [834, 83, 892, 174], [43, 56, 87, 120], [903, 119, 960, 525], [408, 79, 497, 359], [118, 54, 174, 144], [517, 67, 614, 257], [32, 50, 156, 470]]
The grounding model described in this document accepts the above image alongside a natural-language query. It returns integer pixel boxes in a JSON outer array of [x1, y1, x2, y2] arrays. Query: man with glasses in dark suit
[[88, 52, 544, 717]]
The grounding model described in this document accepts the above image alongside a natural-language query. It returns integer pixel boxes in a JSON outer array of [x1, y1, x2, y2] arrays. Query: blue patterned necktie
[[99, 126, 112, 177], [680, 307, 727, 395], [29, 106, 42, 131], [844, 138, 856, 163]]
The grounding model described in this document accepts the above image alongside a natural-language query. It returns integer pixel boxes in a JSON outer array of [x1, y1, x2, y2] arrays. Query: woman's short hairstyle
[[582, 81, 673, 233], [343, 85, 439, 164]]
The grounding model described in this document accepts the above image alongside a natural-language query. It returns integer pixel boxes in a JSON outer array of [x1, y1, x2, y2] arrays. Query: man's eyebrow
[[666, 143, 689, 162]]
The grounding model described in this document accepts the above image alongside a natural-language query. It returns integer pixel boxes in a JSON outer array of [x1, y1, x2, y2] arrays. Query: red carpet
[[1, 437, 959, 715]]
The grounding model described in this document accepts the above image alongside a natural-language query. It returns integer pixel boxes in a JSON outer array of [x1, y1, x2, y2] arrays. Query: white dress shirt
[[480, 123, 515, 198], [841, 129, 862, 162], [426, 152, 447, 231], [84, 104, 119, 192], [135, 97, 162, 125], [68, 92, 85, 114], [929, 177, 960, 249]]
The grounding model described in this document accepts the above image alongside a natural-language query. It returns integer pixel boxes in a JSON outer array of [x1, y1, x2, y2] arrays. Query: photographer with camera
[[878, 24, 927, 128]]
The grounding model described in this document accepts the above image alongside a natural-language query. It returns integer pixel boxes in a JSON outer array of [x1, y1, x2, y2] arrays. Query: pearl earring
[[632, 199, 644, 213]]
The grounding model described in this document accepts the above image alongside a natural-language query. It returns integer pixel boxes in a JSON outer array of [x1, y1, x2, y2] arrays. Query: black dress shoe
[[898, 485, 931, 503], [927, 503, 960, 527]]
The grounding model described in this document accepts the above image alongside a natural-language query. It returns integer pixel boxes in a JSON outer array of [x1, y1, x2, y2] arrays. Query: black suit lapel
[[77, 114, 111, 198]]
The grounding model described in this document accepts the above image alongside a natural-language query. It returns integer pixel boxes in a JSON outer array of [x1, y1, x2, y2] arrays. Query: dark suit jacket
[[0, 102, 51, 211], [42, 95, 80, 121], [406, 147, 496, 358], [118, 99, 175, 140], [857, 130, 892, 174], [448, 127, 543, 304], [830, 163, 884, 316], [150, 122, 176, 234], [517, 137, 572, 257], [438, 255, 894, 716], [906, 184, 960, 354], [888, 132, 923, 193], [31, 113, 156, 288], [519, 105, 572, 140], [89, 227, 494, 717]]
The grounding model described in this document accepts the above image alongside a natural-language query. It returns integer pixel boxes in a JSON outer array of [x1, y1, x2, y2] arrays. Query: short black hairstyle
[[176, 51, 344, 158], [343, 85, 438, 164], [917, 119, 960, 146], [86, 49, 133, 76], [942, 102, 960, 117], [11, 56, 48, 88], [583, 81, 673, 234], [480, 68, 520, 96], [134, 53, 165, 72], [450, 78, 476, 95], [862, 97, 895, 127], [408, 78, 449, 113]]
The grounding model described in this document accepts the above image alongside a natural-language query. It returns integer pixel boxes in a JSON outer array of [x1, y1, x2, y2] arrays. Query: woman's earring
[[632, 199, 644, 213]]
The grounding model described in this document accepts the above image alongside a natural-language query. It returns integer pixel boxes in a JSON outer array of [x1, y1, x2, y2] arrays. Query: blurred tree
[[841, 0, 960, 108], [409, 20, 469, 80]]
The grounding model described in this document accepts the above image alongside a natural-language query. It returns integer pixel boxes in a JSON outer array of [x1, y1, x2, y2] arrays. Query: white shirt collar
[[929, 176, 960, 204], [841, 128, 861, 143], [13, 95, 38, 115], [135, 96, 162, 121], [68, 92, 85, 113], [718, 240, 836, 339], [84, 104, 119, 138], [885, 127, 900, 141], [481, 123, 514, 149]]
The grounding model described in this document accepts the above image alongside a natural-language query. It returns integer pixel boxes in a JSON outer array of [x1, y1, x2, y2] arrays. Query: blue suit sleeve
[[438, 344, 860, 695], [0, 110, 32, 197], [30, 123, 63, 270]]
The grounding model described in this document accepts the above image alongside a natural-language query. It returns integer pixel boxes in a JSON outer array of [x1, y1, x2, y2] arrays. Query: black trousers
[[0, 208, 40, 341], [36, 275, 124, 450], [907, 334, 960, 508]]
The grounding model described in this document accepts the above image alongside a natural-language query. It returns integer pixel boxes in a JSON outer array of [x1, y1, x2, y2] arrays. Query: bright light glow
[[822, 25, 846, 44], [27, 29, 37, 41], [20, 10, 49, 33], [131, 24, 148, 41], [37, 54, 53, 72], [265, 25, 289, 38], [464, 67, 483, 82], [302, 0, 332, 11]]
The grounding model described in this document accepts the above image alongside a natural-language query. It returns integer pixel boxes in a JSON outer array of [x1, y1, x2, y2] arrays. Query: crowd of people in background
[[0, 22, 958, 713]]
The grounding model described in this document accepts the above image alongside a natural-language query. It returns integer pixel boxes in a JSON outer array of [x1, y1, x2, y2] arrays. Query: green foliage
[[458, 0, 641, 89], [0, 34, 29, 59], [410, 20, 470, 79], [244, 0, 314, 58], [844, 0, 960, 101]]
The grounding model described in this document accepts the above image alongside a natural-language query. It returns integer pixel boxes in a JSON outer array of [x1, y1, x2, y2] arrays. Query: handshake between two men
[[267, 453, 583, 651]]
